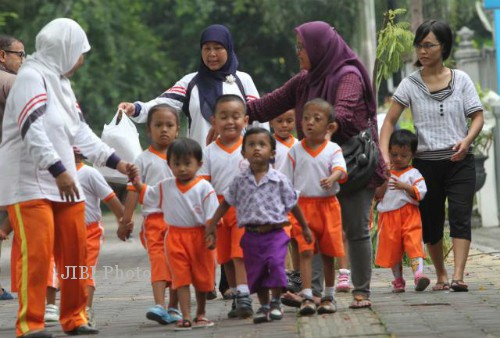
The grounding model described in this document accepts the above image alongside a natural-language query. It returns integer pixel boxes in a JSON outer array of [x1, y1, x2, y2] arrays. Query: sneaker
[[285, 271, 302, 294], [391, 277, 406, 293], [414, 272, 430, 292], [236, 292, 253, 318], [44, 304, 59, 322], [86, 306, 96, 327], [253, 306, 271, 324], [317, 296, 337, 314], [0, 288, 14, 300], [227, 297, 238, 318], [335, 269, 351, 293], [269, 300, 283, 320], [146, 304, 176, 325]]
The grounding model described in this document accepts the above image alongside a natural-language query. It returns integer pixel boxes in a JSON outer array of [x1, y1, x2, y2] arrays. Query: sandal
[[281, 291, 302, 308], [193, 317, 214, 329], [431, 282, 450, 291], [174, 319, 192, 331], [450, 280, 468, 292], [298, 298, 316, 316], [317, 296, 337, 314], [349, 294, 372, 309]]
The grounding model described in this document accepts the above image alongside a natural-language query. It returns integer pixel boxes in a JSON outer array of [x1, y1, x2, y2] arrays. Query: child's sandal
[[298, 298, 316, 316], [193, 317, 214, 329], [317, 296, 337, 314], [174, 319, 192, 331]]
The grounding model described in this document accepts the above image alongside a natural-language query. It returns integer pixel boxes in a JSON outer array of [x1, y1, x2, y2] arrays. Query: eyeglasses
[[3, 50, 26, 58], [414, 43, 440, 51]]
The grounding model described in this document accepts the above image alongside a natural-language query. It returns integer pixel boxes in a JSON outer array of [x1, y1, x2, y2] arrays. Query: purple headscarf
[[197, 24, 239, 121], [294, 21, 376, 115]]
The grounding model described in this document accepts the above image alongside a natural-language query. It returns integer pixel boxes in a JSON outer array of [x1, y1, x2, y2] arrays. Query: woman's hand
[[56, 171, 80, 202], [117, 102, 136, 117], [451, 138, 472, 162]]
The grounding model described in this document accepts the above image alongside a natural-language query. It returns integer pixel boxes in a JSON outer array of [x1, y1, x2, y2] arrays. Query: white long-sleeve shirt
[[0, 67, 115, 205], [131, 71, 266, 149]]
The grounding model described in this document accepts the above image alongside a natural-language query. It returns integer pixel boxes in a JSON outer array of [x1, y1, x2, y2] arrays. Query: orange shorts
[[140, 213, 171, 283], [375, 203, 425, 268], [85, 222, 104, 287], [165, 226, 215, 292], [216, 196, 244, 264], [292, 196, 344, 257]]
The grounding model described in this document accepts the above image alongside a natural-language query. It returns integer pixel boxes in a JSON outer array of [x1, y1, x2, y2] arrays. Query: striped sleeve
[[460, 71, 483, 116], [131, 73, 195, 124]]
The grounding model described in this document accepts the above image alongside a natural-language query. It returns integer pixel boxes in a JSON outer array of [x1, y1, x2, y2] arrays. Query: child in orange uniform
[[198, 94, 252, 318], [375, 129, 429, 292], [122, 104, 181, 325], [127, 138, 219, 330], [281, 98, 347, 316]]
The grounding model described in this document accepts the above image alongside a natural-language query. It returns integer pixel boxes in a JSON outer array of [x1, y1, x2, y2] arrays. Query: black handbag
[[339, 127, 379, 195]]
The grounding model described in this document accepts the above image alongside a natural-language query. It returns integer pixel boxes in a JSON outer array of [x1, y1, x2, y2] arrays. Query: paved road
[[1, 215, 500, 337]]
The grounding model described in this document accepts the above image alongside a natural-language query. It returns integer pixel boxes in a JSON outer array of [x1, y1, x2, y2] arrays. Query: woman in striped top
[[380, 20, 484, 293]]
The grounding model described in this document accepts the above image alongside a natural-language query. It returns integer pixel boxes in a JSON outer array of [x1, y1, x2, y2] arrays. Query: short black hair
[[389, 129, 418, 154], [146, 104, 179, 127], [413, 20, 453, 67], [166, 138, 202, 165], [243, 127, 276, 152], [214, 94, 246, 116], [303, 98, 335, 123], [0, 35, 19, 50]]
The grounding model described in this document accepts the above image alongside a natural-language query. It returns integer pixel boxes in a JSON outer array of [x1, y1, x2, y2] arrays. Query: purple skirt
[[240, 228, 290, 294]]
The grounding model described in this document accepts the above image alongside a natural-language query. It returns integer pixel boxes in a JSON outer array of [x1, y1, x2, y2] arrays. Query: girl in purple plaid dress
[[206, 127, 312, 324]]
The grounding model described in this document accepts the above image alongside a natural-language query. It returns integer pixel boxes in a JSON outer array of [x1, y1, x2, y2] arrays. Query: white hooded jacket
[[0, 18, 116, 205]]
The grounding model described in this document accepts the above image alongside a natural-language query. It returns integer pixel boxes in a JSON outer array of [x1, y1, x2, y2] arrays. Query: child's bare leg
[[46, 286, 57, 305], [290, 239, 300, 271], [322, 255, 335, 297], [233, 258, 248, 292], [299, 250, 313, 297], [257, 288, 270, 306], [152, 280, 167, 307], [195, 290, 207, 318], [167, 287, 179, 309], [177, 286, 191, 321], [271, 287, 282, 301], [224, 261, 236, 289]]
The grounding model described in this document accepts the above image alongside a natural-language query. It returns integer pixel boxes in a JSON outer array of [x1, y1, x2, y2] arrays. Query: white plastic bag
[[97, 110, 142, 184]]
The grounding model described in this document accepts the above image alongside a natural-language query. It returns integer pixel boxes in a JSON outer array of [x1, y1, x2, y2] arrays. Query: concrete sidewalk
[[1, 216, 499, 337]]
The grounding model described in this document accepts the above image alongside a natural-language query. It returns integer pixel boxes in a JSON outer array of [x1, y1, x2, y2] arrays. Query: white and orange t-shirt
[[198, 136, 249, 196], [281, 139, 347, 197], [274, 134, 298, 171], [128, 146, 173, 216], [77, 163, 115, 225], [377, 167, 427, 212], [140, 177, 219, 228]]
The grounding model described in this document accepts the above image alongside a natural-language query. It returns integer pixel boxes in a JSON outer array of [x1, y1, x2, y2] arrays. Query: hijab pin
[[225, 74, 236, 84]]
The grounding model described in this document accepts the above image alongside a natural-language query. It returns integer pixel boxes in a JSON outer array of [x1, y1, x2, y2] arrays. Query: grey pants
[[311, 188, 374, 297]]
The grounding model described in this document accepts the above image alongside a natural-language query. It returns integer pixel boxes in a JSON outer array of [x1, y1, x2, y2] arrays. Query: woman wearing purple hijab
[[247, 21, 385, 309], [119, 24, 263, 150]]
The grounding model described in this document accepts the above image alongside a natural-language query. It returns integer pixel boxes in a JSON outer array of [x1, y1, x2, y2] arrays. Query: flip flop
[[431, 282, 450, 291], [193, 317, 214, 329], [349, 295, 372, 309], [281, 292, 302, 308], [174, 319, 192, 331], [450, 280, 468, 292]]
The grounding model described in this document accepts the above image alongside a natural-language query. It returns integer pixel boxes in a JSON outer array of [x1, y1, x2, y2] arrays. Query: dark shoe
[[227, 297, 238, 318], [0, 288, 14, 300], [236, 292, 253, 318], [280, 291, 302, 308], [64, 325, 99, 336], [206, 289, 217, 300], [18, 330, 53, 338], [253, 306, 271, 324], [285, 271, 302, 294]]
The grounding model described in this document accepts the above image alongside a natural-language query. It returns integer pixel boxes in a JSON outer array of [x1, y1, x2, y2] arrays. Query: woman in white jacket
[[0, 18, 134, 338]]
